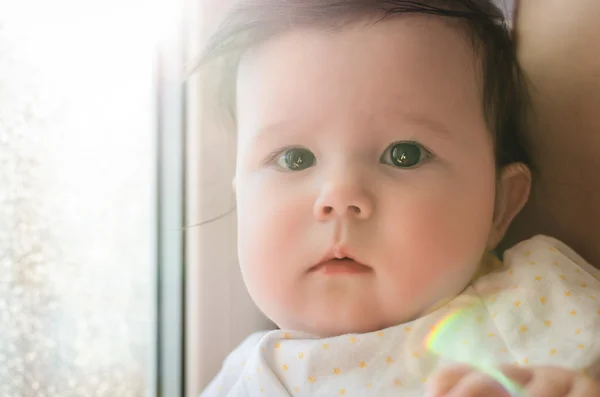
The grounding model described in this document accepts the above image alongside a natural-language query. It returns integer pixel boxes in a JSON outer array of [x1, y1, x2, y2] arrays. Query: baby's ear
[[487, 163, 531, 249]]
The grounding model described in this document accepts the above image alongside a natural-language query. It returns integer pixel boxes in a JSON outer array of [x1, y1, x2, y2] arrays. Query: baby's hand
[[426, 364, 600, 397]]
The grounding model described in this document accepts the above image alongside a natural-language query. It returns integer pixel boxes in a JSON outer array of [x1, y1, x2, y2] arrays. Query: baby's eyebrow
[[246, 113, 453, 145], [247, 120, 306, 145], [255, 120, 296, 137], [391, 112, 454, 141]]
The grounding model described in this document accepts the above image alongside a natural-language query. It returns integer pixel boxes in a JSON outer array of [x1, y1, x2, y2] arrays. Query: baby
[[197, 0, 600, 395]]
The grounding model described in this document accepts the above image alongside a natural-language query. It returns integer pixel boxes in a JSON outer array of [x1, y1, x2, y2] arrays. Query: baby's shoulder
[[499, 234, 599, 283], [466, 236, 600, 369], [226, 331, 269, 363], [473, 235, 600, 299], [200, 331, 269, 396]]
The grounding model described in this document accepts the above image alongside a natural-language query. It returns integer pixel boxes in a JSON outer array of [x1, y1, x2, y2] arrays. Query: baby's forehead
[[235, 16, 484, 141], [239, 14, 479, 72]]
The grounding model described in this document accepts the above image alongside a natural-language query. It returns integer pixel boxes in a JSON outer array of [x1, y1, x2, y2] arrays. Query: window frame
[[156, 7, 187, 397]]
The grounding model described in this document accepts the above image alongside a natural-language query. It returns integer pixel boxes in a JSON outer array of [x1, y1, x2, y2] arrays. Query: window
[[0, 0, 183, 395]]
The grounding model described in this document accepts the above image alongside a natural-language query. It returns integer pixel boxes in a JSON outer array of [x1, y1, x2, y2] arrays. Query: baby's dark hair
[[195, 0, 532, 170]]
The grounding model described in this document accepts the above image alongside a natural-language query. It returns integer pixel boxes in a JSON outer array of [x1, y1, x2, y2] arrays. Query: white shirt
[[201, 235, 600, 396]]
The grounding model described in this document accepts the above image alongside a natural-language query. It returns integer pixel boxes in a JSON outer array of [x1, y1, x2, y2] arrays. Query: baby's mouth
[[309, 258, 372, 275]]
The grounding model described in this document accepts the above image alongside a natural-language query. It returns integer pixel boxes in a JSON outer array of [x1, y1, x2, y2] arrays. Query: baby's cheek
[[236, 189, 315, 315], [237, 235, 292, 322], [381, 196, 486, 302]]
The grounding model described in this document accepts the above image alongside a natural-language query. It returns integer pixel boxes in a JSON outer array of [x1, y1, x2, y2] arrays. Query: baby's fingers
[[428, 364, 600, 397], [501, 365, 600, 397], [427, 365, 518, 397], [426, 365, 474, 397], [568, 373, 600, 397]]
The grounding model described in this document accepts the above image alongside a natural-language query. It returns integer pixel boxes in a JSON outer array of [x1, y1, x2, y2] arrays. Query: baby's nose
[[313, 184, 373, 221]]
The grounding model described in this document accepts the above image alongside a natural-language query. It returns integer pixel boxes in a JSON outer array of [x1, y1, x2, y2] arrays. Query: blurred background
[[0, 0, 270, 396], [0, 0, 163, 395]]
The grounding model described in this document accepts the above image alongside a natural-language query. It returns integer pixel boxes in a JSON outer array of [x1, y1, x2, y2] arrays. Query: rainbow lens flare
[[425, 307, 525, 397]]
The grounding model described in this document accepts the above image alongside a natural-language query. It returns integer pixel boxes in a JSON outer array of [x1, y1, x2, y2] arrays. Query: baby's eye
[[275, 148, 316, 171], [380, 142, 429, 168]]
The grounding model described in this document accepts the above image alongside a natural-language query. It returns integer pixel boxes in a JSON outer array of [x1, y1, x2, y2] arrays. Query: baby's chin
[[309, 322, 392, 338], [264, 283, 440, 337], [276, 307, 417, 338]]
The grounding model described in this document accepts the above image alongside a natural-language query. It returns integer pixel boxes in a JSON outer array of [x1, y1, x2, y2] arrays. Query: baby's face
[[234, 16, 498, 336]]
